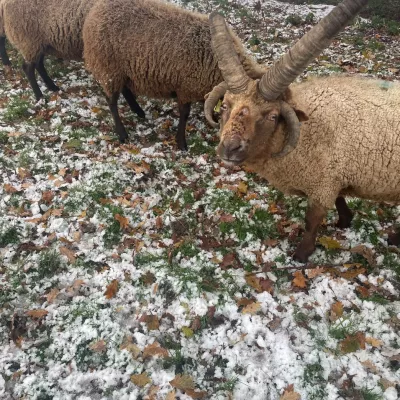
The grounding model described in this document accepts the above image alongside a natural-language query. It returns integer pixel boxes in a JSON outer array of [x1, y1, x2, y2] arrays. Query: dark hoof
[[388, 232, 400, 246], [177, 141, 188, 151], [293, 244, 315, 263], [136, 109, 146, 119], [49, 84, 60, 92], [336, 212, 353, 229]]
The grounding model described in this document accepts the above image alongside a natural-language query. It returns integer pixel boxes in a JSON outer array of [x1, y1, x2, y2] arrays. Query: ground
[[0, 1, 399, 399]]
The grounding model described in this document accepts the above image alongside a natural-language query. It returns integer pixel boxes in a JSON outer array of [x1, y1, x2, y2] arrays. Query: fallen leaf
[[170, 374, 195, 391], [4, 184, 18, 193], [89, 339, 107, 353], [330, 301, 344, 320], [182, 326, 194, 338], [143, 341, 168, 359], [115, 214, 129, 230], [340, 332, 366, 354], [350, 244, 375, 266], [242, 301, 261, 314], [280, 384, 301, 400], [237, 181, 248, 194], [166, 390, 176, 400], [140, 314, 160, 331], [361, 360, 379, 373], [131, 373, 151, 387], [146, 385, 160, 400], [25, 309, 48, 319], [185, 388, 208, 399], [120, 337, 141, 359], [365, 337, 383, 348], [46, 288, 60, 303], [59, 246, 76, 263], [41, 190, 54, 204], [245, 274, 262, 292], [292, 271, 307, 288], [318, 236, 341, 249], [104, 279, 119, 299], [306, 267, 325, 279], [219, 253, 236, 269], [380, 378, 396, 390]]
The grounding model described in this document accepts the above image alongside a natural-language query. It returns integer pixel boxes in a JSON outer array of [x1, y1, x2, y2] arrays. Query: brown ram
[[204, 0, 400, 262]]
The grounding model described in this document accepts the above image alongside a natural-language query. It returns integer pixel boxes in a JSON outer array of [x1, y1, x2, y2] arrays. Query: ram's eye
[[268, 113, 279, 121]]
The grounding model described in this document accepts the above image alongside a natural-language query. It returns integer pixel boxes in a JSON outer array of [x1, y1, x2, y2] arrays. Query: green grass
[[37, 249, 63, 280], [329, 316, 358, 340], [3, 96, 32, 122], [0, 225, 20, 247]]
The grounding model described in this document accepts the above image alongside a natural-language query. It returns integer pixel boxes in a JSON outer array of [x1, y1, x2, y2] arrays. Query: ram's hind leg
[[0, 36, 11, 66], [294, 201, 326, 263], [22, 60, 43, 101], [335, 196, 353, 229], [121, 86, 145, 118], [107, 91, 129, 143], [36, 54, 60, 92], [176, 102, 191, 151]]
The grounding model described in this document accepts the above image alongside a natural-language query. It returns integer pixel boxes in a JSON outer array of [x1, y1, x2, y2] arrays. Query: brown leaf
[[330, 301, 344, 321], [131, 373, 151, 387], [292, 271, 307, 288], [143, 341, 168, 359], [115, 213, 129, 230], [280, 384, 301, 400], [143, 315, 159, 331], [170, 374, 195, 391], [245, 274, 262, 292], [4, 184, 18, 193], [361, 360, 379, 373], [17, 168, 31, 179], [306, 267, 325, 279], [46, 288, 60, 303], [120, 336, 141, 359], [104, 279, 119, 299], [259, 277, 274, 294], [141, 271, 156, 286], [155, 216, 163, 230], [350, 245, 375, 266], [185, 388, 208, 399], [89, 339, 107, 353], [237, 181, 248, 194], [146, 385, 160, 400], [166, 390, 176, 400], [41, 190, 54, 204], [219, 253, 236, 269], [59, 246, 76, 263], [25, 309, 48, 319], [340, 332, 366, 354], [365, 337, 382, 348], [356, 285, 370, 298], [220, 213, 235, 223], [242, 301, 261, 314], [338, 267, 366, 280]]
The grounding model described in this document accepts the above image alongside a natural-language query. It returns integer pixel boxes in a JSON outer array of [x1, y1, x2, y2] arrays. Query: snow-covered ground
[[0, 1, 399, 399]]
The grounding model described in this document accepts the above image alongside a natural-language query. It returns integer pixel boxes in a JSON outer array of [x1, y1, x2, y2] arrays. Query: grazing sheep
[[82, 0, 266, 149], [0, 0, 10, 66], [2, 0, 144, 119], [204, 0, 397, 262]]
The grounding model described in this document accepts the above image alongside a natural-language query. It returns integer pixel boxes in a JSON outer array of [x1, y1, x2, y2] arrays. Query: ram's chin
[[221, 158, 244, 167]]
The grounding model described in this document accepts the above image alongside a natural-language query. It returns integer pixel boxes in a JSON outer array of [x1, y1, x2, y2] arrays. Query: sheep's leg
[[35, 55, 60, 92], [121, 86, 145, 118], [176, 102, 191, 151], [0, 36, 11, 66], [107, 92, 129, 143], [22, 61, 43, 101], [294, 202, 326, 263], [388, 230, 400, 246], [335, 196, 353, 229]]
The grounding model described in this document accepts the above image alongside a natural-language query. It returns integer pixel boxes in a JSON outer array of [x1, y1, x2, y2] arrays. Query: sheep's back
[[264, 76, 400, 205], [83, 0, 224, 102], [4, 0, 96, 61]]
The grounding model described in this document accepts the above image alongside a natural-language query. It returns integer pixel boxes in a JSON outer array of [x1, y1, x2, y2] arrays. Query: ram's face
[[217, 85, 281, 165]]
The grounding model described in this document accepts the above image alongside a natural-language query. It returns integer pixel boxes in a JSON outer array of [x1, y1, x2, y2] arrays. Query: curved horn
[[272, 102, 300, 158], [259, 0, 368, 100], [209, 12, 250, 94], [204, 81, 228, 128]]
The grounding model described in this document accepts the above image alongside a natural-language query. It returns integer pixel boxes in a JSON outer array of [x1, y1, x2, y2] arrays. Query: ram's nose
[[217, 136, 246, 164]]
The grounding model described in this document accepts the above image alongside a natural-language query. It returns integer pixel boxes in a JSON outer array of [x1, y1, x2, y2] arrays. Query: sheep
[[82, 0, 266, 150], [0, 0, 11, 66], [2, 0, 145, 119], [203, 0, 400, 262]]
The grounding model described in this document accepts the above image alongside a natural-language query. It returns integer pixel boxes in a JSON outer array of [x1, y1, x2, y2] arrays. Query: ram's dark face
[[216, 83, 281, 165]]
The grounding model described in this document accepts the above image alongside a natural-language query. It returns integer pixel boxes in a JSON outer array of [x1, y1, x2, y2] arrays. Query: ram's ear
[[294, 108, 309, 122]]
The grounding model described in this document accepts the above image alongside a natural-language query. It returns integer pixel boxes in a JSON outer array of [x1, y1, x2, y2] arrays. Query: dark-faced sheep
[[204, 0, 399, 262], [2, 0, 144, 119], [82, 0, 266, 150]]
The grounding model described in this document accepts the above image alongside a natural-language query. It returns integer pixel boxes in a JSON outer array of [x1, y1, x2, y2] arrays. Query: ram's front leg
[[294, 200, 326, 263]]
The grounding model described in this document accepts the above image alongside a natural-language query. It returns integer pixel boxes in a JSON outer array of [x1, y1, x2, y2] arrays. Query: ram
[[205, 0, 400, 262], [82, 0, 265, 150], [2, 0, 144, 118], [0, 0, 10, 66]]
